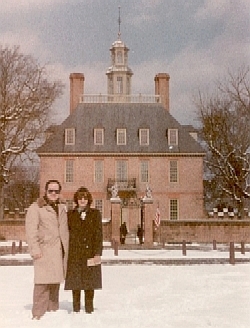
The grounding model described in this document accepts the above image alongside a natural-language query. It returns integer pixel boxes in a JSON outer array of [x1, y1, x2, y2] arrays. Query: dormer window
[[168, 129, 178, 146], [117, 129, 126, 145], [139, 129, 149, 146], [65, 128, 75, 145], [94, 128, 104, 145]]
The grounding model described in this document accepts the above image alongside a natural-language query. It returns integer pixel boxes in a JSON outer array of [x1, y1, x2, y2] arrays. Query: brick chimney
[[154, 73, 170, 111], [70, 73, 85, 113]]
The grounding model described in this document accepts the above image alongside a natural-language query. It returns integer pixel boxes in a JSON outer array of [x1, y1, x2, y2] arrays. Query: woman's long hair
[[73, 186, 93, 208]]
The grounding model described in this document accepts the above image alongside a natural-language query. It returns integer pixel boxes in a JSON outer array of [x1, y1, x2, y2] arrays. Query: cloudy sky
[[0, 0, 249, 125]]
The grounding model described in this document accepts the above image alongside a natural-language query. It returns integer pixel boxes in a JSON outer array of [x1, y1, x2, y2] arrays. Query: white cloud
[[0, 0, 64, 14], [195, 0, 250, 22], [0, 29, 51, 63], [195, 0, 231, 19]]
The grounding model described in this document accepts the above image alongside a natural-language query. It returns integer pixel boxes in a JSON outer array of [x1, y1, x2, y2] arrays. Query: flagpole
[[159, 202, 161, 246]]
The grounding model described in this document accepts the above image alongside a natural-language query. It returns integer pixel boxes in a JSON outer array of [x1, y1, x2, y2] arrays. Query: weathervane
[[118, 6, 121, 39]]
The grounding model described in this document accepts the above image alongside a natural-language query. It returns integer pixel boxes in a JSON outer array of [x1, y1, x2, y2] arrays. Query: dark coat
[[64, 207, 103, 291]]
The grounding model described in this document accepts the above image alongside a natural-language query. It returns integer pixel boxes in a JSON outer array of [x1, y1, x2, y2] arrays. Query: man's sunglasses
[[47, 189, 60, 194]]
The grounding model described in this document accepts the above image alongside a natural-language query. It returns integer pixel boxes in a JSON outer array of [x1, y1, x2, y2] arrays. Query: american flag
[[154, 207, 161, 227]]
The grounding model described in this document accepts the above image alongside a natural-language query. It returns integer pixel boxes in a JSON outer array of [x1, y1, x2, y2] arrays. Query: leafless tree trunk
[[195, 66, 250, 216], [0, 45, 64, 219]]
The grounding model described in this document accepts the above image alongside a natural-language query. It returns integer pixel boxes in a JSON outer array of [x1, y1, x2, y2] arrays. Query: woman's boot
[[72, 290, 81, 312], [84, 290, 94, 313]]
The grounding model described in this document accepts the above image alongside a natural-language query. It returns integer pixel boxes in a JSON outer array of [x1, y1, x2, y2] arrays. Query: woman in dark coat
[[65, 187, 103, 313]]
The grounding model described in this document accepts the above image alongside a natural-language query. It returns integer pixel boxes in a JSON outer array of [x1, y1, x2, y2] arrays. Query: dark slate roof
[[37, 103, 205, 155]]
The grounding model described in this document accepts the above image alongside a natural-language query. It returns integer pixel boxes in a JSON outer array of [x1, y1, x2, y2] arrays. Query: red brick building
[[37, 33, 205, 245]]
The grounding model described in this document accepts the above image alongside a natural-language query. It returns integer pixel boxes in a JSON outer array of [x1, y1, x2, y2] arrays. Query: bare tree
[[195, 66, 250, 216], [4, 164, 39, 212], [0, 45, 64, 219]]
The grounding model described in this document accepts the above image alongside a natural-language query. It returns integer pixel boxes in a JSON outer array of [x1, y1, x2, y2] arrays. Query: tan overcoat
[[25, 198, 69, 284]]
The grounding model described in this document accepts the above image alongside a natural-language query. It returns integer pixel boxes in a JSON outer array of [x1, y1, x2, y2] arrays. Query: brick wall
[[0, 219, 112, 242], [1, 219, 250, 244], [0, 220, 26, 241], [158, 220, 250, 243]]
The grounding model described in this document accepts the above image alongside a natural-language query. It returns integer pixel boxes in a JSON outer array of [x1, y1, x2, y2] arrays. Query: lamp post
[[140, 197, 145, 243]]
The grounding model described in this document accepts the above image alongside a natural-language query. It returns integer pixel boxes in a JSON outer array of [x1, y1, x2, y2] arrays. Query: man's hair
[[45, 179, 62, 192]]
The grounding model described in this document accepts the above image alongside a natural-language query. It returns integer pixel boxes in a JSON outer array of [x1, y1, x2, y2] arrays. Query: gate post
[[110, 196, 121, 244], [143, 197, 154, 247], [229, 242, 235, 265]]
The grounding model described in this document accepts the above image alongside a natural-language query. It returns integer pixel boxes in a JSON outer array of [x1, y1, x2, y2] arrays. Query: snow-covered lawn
[[0, 246, 250, 328]]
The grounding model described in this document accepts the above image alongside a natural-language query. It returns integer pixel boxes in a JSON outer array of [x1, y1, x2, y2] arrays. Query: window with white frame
[[116, 160, 128, 181], [95, 199, 103, 216], [139, 129, 149, 146], [170, 199, 178, 220], [94, 160, 104, 183], [65, 128, 75, 145], [117, 76, 123, 94], [66, 199, 74, 211], [140, 160, 149, 183], [117, 129, 126, 145], [117, 51, 123, 64], [94, 128, 104, 145], [168, 129, 178, 146], [65, 159, 74, 183], [169, 160, 178, 183]]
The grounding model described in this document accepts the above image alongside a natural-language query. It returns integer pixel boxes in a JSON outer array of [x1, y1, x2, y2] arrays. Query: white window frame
[[66, 199, 74, 211], [139, 129, 149, 146], [140, 160, 149, 183], [117, 76, 123, 94], [170, 199, 179, 220], [116, 160, 128, 181], [117, 129, 126, 145], [65, 159, 74, 183], [95, 199, 103, 216], [65, 128, 75, 145], [94, 128, 104, 145], [168, 129, 178, 146], [94, 160, 104, 183], [116, 50, 123, 64], [169, 160, 178, 183]]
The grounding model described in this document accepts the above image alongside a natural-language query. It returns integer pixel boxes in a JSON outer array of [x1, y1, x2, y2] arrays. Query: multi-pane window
[[140, 161, 149, 183], [117, 129, 126, 145], [94, 129, 104, 145], [139, 129, 149, 145], [170, 199, 178, 220], [170, 160, 178, 183], [95, 199, 103, 216], [65, 128, 75, 145], [116, 160, 128, 181], [117, 51, 123, 64], [94, 160, 104, 183], [117, 76, 123, 94], [65, 159, 74, 183], [66, 199, 74, 211], [168, 129, 178, 146]]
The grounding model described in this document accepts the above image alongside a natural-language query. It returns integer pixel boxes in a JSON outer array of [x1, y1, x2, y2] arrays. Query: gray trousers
[[32, 284, 60, 317]]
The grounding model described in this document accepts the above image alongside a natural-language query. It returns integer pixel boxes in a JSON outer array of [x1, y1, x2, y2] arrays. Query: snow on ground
[[0, 245, 250, 328]]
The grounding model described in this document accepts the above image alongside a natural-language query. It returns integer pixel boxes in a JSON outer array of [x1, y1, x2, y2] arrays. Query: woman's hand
[[93, 255, 101, 265], [87, 255, 101, 266]]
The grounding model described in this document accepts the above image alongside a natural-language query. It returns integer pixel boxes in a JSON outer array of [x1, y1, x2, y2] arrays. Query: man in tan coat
[[25, 179, 69, 320]]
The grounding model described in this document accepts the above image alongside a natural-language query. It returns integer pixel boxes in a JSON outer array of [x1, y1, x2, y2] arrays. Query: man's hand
[[32, 253, 42, 260]]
